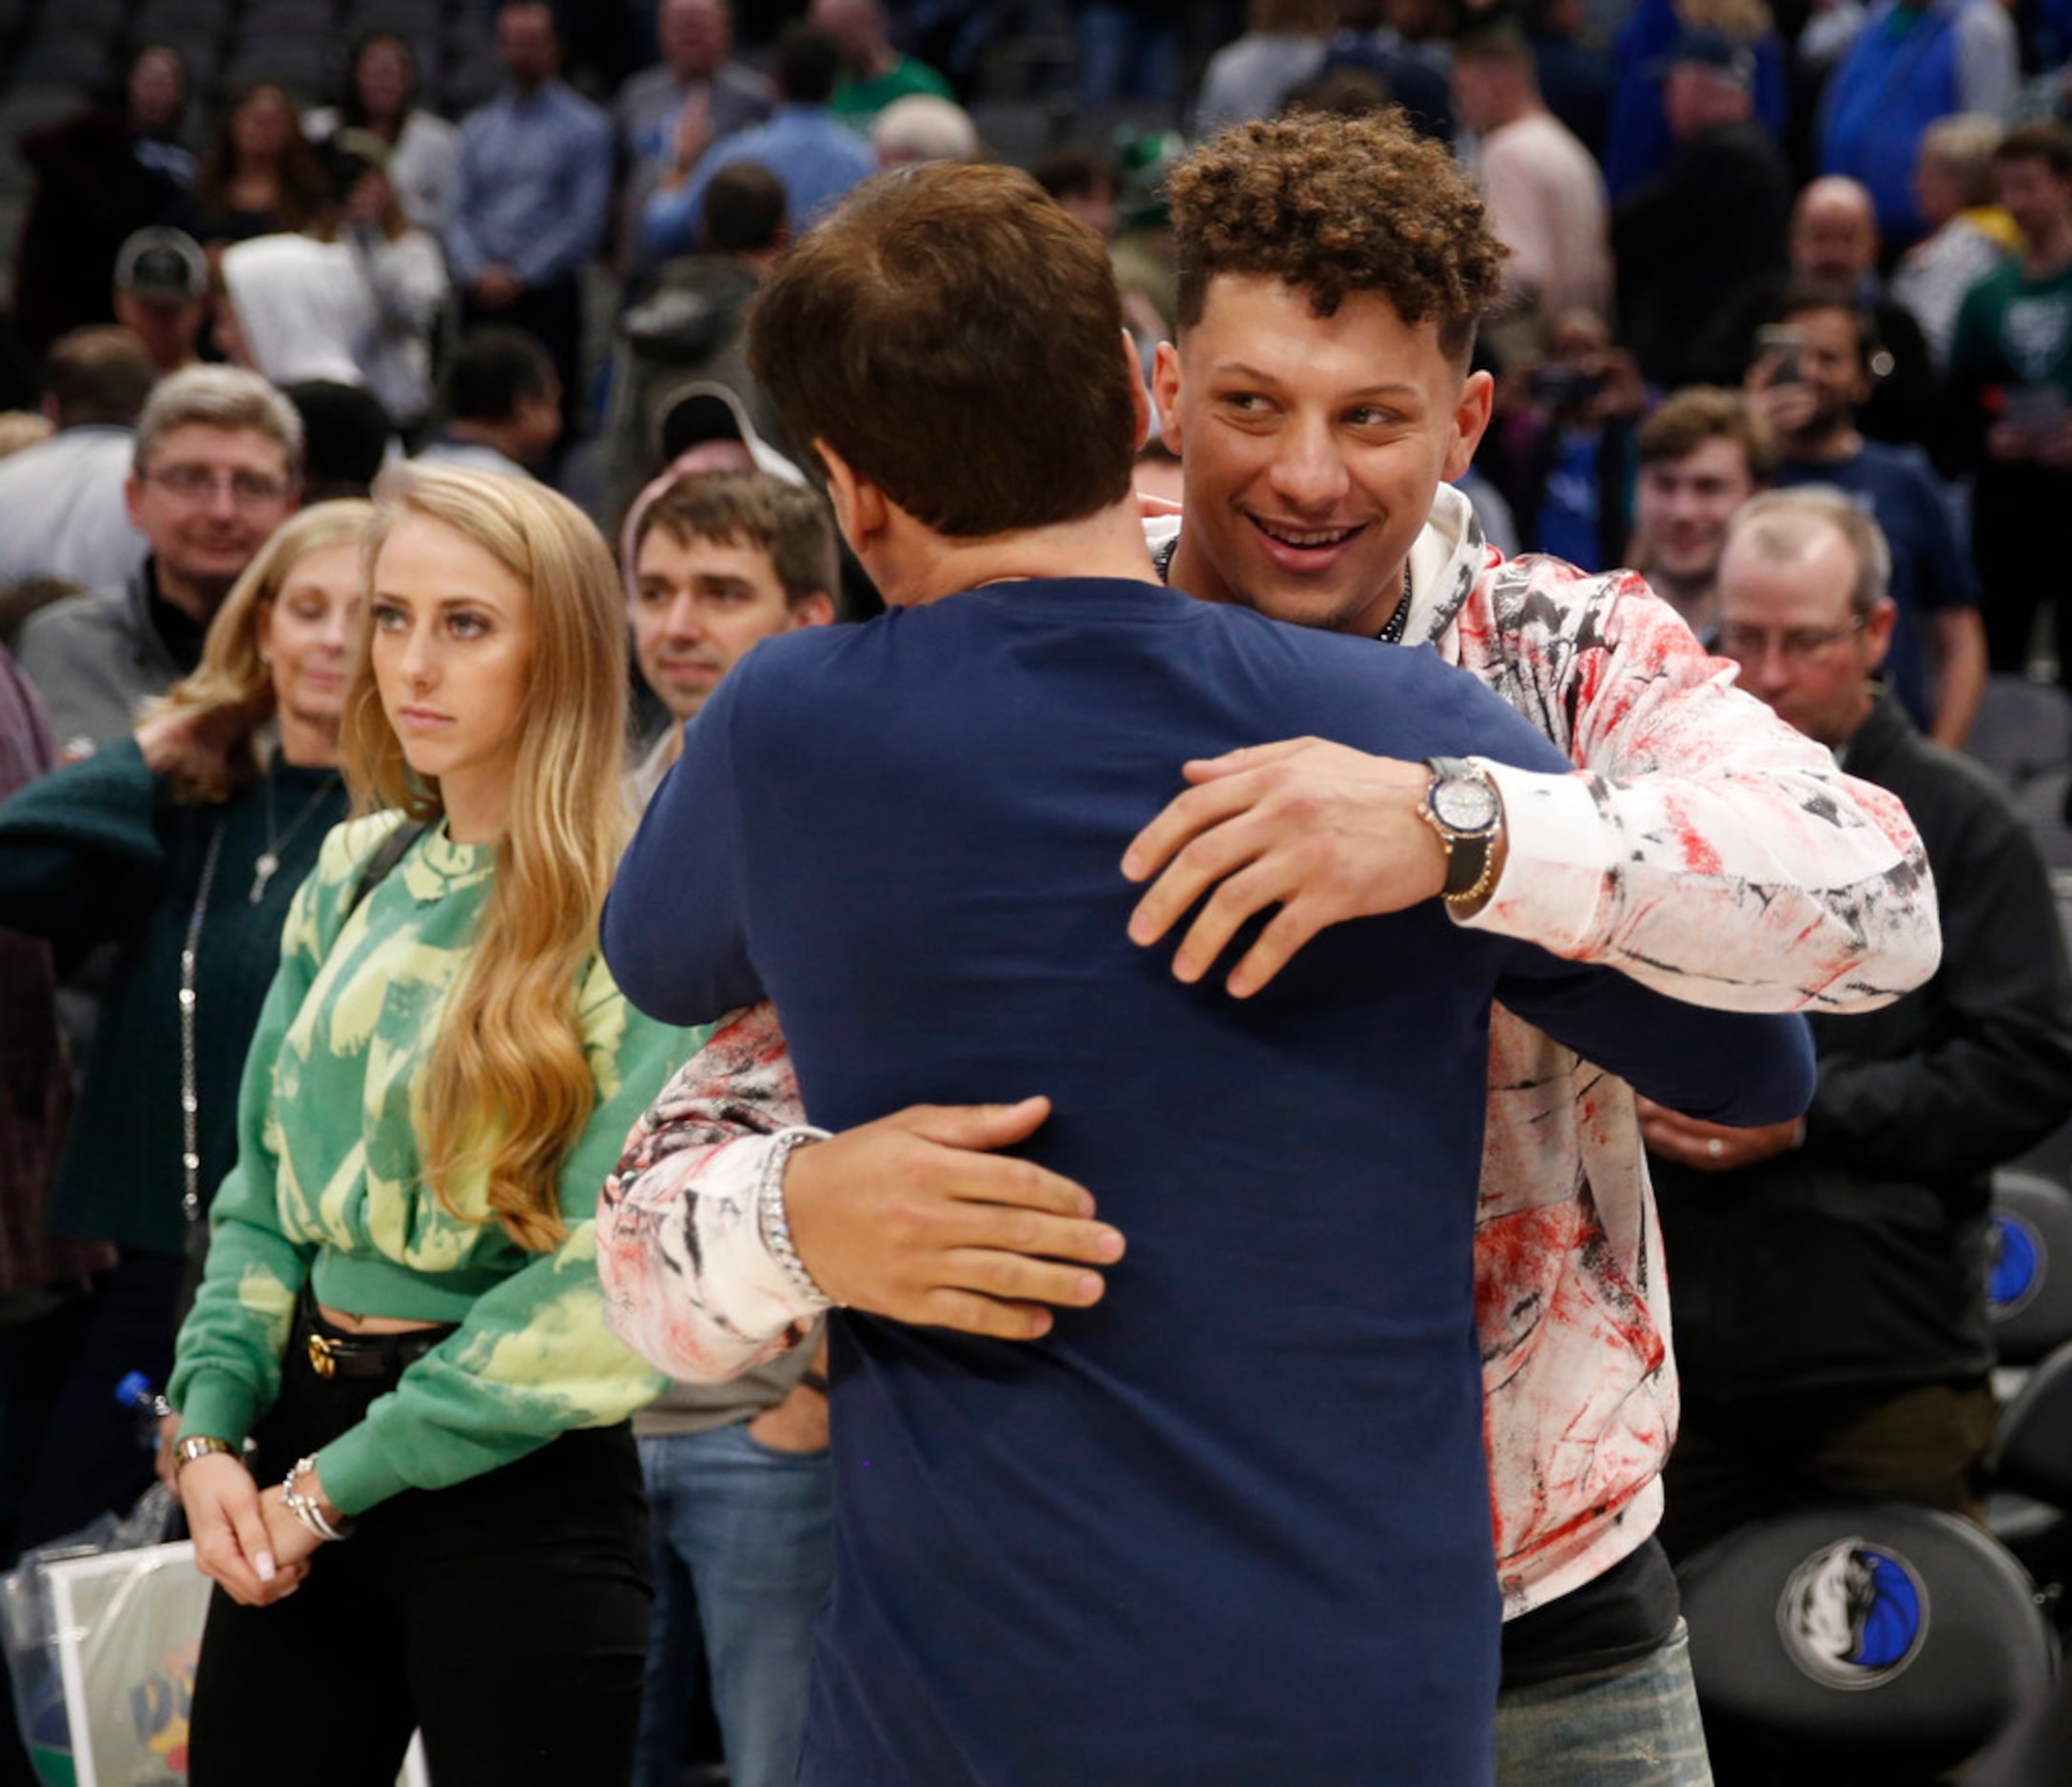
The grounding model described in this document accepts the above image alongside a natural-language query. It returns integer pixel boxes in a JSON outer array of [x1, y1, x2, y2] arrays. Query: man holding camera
[[1748, 288, 1985, 748]]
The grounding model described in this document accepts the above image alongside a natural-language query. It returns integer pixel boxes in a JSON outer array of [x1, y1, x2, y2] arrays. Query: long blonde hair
[[143, 499, 376, 802], [342, 462, 632, 1253]]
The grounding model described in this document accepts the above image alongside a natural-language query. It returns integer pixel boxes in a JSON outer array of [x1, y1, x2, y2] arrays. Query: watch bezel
[[1430, 776, 1501, 834]]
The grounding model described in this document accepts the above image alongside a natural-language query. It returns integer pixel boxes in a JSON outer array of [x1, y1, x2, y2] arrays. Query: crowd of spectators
[[4, 0, 2063, 732], [1, 0, 2071, 1781]]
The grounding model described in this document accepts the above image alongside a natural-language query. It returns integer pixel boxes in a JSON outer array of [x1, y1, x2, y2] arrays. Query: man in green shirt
[[1949, 122, 2072, 679], [810, 0, 952, 123]]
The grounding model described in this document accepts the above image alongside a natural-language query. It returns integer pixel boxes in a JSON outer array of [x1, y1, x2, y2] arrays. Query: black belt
[[302, 1308, 459, 1381]]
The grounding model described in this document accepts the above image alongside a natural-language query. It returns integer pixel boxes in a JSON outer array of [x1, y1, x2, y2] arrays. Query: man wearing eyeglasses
[[1641, 486, 2072, 1563], [16, 365, 302, 761]]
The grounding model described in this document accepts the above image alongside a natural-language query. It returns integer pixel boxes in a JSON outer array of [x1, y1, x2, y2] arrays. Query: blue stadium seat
[[1678, 1502, 2056, 1779]]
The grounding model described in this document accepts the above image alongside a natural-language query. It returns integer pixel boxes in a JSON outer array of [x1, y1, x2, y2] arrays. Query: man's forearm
[[1464, 572, 1940, 1011]]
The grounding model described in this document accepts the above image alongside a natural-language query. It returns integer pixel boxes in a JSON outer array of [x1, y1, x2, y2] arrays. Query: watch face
[[1432, 776, 1500, 833]]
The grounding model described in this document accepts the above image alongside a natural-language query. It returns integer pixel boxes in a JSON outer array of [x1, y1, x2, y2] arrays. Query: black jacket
[[1657, 689, 2072, 1399], [1613, 120, 1793, 392]]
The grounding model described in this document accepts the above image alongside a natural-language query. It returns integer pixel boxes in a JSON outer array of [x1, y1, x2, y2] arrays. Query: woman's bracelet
[[280, 1456, 354, 1542]]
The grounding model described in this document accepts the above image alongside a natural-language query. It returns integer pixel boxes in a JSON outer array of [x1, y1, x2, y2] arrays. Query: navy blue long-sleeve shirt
[[604, 576, 1812, 1785]]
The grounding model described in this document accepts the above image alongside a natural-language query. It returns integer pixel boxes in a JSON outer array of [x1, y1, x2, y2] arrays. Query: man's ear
[[1441, 368, 1495, 483], [815, 439, 888, 554], [1151, 340, 1183, 456], [1862, 595, 1899, 672], [1123, 329, 1151, 451], [124, 471, 147, 531], [789, 589, 837, 630]]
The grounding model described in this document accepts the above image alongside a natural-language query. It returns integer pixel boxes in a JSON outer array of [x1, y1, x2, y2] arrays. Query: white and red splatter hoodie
[[596, 486, 1939, 1619]]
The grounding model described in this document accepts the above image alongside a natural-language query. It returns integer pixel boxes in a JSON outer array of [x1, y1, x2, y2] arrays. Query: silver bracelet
[[757, 1126, 836, 1310], [281, 1455, 353, 1542]]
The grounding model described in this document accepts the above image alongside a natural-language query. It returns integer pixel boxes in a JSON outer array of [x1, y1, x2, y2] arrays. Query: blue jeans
[[634, 1423, 834, 1787], [1495, 1622, 1714, 1785]]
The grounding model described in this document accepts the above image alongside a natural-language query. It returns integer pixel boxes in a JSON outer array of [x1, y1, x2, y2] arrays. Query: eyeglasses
[[142, 464, 294, 508], [1716, 616, 1867, 663]]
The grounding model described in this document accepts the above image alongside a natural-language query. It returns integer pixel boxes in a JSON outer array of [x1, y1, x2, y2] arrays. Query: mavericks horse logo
[[1778, 1539, 1929, 1691]]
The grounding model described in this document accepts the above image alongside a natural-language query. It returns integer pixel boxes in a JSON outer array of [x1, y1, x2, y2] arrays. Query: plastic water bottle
[[115, 1370, 173, 1448]]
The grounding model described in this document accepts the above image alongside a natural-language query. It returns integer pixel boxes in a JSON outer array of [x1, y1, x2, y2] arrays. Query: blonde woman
[[0, 501, 368, 1553], [167, 464, 692, 1787]]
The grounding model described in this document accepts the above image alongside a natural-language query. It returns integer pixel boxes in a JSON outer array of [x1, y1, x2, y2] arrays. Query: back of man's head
[[445, 326, 558, 424], [285, 380, 392, 500], [749, 162, 1137, 539], [44, 326, 158, 430], [704, 161, 789, 254], [1167, 111, 1506, 363], [776, 23, 844, 107], [872, 93, 980, 167]]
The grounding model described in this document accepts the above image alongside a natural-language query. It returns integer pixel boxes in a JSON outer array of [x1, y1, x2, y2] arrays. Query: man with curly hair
[[599, 115, 1940, 1782]]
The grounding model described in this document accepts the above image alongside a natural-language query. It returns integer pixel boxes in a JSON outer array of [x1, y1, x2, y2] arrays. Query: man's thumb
[[908, 1095, 1051, 1151]]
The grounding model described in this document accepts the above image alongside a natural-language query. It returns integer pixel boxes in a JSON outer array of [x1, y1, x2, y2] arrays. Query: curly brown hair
[[1169, 111, 1508, 362]]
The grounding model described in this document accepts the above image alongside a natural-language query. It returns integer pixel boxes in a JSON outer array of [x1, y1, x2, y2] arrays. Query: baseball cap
[[654, 380, 807, 487], [114, 227, 207, 302], [1648, 29, 1757, 84]]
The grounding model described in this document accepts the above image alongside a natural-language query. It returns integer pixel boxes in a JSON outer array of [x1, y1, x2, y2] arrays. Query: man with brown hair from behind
[[598, 157, 1816, 1785]]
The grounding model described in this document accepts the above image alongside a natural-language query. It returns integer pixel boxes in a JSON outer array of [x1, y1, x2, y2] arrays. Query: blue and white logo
[[1988, 1211, 2045, 1318], [1778, 1539, 1930, 1691]]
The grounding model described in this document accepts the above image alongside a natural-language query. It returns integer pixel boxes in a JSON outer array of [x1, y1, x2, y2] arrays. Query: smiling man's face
[[1153, 273, 1490, 638]]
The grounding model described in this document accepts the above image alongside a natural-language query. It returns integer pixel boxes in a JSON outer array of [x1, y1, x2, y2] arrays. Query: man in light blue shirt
[[448, 1, 612, 447], [644, 25, 872, 262]]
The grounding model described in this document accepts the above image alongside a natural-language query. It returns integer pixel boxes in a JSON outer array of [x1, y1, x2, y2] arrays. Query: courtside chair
[[1678, 1502, 2058, 1782]]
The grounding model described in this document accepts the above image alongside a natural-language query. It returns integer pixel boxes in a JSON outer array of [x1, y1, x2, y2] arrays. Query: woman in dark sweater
[[0, 500, 371, 1546]]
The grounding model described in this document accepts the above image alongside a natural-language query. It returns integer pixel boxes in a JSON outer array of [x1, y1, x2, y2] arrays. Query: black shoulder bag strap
[[346, 817, 431, 918]]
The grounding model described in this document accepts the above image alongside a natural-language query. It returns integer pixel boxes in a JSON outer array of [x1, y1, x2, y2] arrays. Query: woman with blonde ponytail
[[167, 462, 696, 1787]]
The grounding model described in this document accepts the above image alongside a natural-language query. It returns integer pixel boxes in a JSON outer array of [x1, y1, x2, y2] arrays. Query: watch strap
[[1423, 757, 1497, 902]]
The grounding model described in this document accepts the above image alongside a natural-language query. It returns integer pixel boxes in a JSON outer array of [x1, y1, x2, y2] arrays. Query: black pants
[[188, 1306, 652, 1787], [1660, 1376, 1997, 1566]]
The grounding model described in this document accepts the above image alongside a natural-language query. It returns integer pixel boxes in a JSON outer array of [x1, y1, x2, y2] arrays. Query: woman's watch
[[1418, 757, 1505, 913], [173, 1435, 237, 1475]]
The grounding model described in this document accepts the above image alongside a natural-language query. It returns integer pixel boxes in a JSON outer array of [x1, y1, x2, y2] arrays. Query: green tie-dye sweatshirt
[[170, 810, 697, 1515]]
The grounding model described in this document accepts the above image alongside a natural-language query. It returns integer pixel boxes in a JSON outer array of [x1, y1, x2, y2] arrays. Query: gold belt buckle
[[308, 1332, 339, 1378]]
